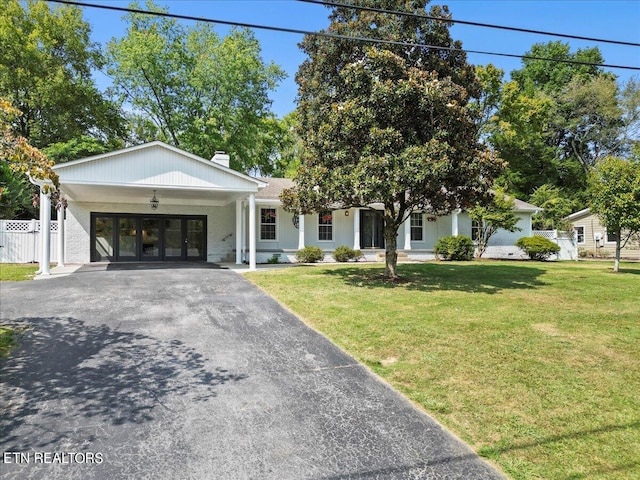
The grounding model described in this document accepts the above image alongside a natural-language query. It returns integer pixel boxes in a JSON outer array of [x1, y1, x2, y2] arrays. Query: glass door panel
[[141, 218, 161, 260], [94, 216, 114, 261], [117, 218, 138, 260], [164, 218, 183, 260], [360, 211, 384, 249], [186, 219, 205, 260]]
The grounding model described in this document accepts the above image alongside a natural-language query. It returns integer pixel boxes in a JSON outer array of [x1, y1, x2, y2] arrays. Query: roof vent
[[212, 151, 230, 168]]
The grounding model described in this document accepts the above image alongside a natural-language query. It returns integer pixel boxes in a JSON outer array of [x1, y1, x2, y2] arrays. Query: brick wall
[[64, 201, 235, 264]]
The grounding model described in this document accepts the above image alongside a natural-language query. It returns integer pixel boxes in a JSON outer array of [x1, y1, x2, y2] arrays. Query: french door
[[91, 214, 206, 262]]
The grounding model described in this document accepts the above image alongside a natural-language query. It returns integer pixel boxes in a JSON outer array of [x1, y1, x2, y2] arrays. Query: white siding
[[58, 144, 257, 191]]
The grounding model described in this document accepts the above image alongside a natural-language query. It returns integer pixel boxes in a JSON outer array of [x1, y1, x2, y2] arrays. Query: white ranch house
[[40, 141, 539, 268]]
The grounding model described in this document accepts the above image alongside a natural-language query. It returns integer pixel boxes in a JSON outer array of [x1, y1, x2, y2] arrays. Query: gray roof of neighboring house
[[255, 177, 541, 212], [513, 198, 542, 212]]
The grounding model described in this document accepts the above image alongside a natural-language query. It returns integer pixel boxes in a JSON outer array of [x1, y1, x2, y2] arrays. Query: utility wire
[[46, 0, 640, 72], [299, 0, 640, 48]]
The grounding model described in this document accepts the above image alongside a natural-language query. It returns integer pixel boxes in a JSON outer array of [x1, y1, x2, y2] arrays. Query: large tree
[[283, 0, 502, 278], [1, 98, 58, 218], [488, 41, 628, 201], [588, 156, 640, 272], [0, 0, 123, 148], [107, 0, 285, 173]]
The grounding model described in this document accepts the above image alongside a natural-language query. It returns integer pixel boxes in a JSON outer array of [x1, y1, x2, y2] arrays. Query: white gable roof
[[54, 141, 265, 191], [53, 142, 266, 206]]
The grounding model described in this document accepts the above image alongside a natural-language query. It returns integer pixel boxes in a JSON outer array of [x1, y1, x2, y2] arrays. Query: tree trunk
[[614, 237, 621, 272], [384, 221, 399, 279]]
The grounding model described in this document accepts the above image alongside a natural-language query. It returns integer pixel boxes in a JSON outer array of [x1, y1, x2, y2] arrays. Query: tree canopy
[[106, 0, 286, 173], [284, 0, 502, 278], [588, 156, 640, 272], [0, 0, 123, 148], [486, 41, 639, 210]]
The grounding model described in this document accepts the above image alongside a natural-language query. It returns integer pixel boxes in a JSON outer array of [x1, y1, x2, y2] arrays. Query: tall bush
[[434, 235, 475, 261], [515, 236, 560, 261]]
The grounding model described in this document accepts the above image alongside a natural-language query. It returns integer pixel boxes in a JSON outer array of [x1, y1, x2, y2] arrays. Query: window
[[471, 220, 481, 241], [410, 213, 423, 241], [260, 208, 277, 240], [574, 226, 585, 244], [318, 211, 333, 241], [606, 230, 618, 243]]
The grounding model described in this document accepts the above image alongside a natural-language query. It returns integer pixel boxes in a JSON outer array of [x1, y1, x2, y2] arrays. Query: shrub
[[266, 254, 280, 264], [295, 246, 324, 263], [333, 245, 364, 262], [434, 235, 475, 261], [516, 236, 561, 261]]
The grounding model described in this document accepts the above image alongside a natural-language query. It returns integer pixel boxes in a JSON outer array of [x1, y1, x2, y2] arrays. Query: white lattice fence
[[533, 230, 557, 240], [0, 220, 58, 263], [533, 229, 577, 260]]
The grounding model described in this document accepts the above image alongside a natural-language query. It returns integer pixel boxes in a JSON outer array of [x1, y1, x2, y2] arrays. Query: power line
[[46, 0, 640, 72], [299, 0, 640, 48]]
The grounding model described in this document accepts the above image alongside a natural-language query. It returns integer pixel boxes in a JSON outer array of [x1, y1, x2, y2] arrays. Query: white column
[[404, 214, 412, 250], [353, 209, 361, 250], [235, 199, 243, 264], [249, 193, 256, 270], [452, 209, 459, 237], [241, 201, 247, 262], [298, 212, 305, 250], [57, 202, 65, 267], [39, 189, 51, 275]]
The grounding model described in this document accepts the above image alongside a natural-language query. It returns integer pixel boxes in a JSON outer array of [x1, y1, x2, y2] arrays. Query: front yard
[[0, 263, 39, 282], [246, 261, 640, 480]]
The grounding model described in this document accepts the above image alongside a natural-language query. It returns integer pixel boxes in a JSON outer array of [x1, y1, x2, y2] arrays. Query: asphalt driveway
[[1, 265, 504, 479]]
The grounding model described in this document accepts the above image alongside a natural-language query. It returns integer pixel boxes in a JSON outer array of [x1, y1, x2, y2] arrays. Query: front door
[[360, 210, 384, 249], [91, 214, 206, 262]]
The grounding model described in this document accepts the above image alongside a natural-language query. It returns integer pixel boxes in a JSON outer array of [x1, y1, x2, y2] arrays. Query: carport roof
[[53, 141, 266, 206]]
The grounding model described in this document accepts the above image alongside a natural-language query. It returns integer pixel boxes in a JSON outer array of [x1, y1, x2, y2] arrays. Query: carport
[[52, 141, 266, 268]]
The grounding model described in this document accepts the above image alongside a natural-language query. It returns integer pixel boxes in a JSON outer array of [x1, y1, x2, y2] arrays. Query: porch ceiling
[[61, 182, 249, 207]]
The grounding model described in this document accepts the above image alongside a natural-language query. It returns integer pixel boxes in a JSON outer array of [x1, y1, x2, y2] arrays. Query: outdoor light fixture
[[150, 190, 159, 210], [344, 211, 349, 216]]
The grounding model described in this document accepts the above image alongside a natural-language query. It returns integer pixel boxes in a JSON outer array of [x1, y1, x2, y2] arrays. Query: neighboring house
[[51, 141, 540, 266], [566, 208, 640, 260]]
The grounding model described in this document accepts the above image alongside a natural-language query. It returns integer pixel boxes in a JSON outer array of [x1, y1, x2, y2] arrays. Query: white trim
[[235, 200, 242, 264], [317, 211, 334, 242], [565, 208, 591, 221], [259, 207, 279, 242], [605, 229, 618, 244], [53, 141, 267, 188], [298, 213, 305, 250], [60, 180, 261, 193], [249, 194, 256, 270], [410, 212, 425, 243], [574, 225, 586, 244], [353, 209, 361, 250]]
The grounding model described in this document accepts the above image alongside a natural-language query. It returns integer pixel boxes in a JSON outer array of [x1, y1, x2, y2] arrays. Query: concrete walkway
[[1, 266, 504, 479]]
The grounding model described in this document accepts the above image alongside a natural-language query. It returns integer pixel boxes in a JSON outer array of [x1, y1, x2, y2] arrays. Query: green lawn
[[0, 263, 39, 282], [246, 261, 640, 480]]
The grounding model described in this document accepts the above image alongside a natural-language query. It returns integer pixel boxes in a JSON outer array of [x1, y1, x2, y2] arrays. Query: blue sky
[[79, 0, 640, 118]]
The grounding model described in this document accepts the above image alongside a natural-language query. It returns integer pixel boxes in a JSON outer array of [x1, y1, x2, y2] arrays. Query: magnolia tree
[[588, 156, 640, 272], [282, 0, 502, 278]]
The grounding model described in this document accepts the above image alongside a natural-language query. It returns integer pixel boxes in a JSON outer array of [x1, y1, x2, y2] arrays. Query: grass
[[246, 261, 640, 480], [0, 263, 39, 282], [0, 326, 18, 358]]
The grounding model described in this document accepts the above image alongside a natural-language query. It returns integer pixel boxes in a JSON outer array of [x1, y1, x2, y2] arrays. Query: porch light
[[150, 190, 159, 210]]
